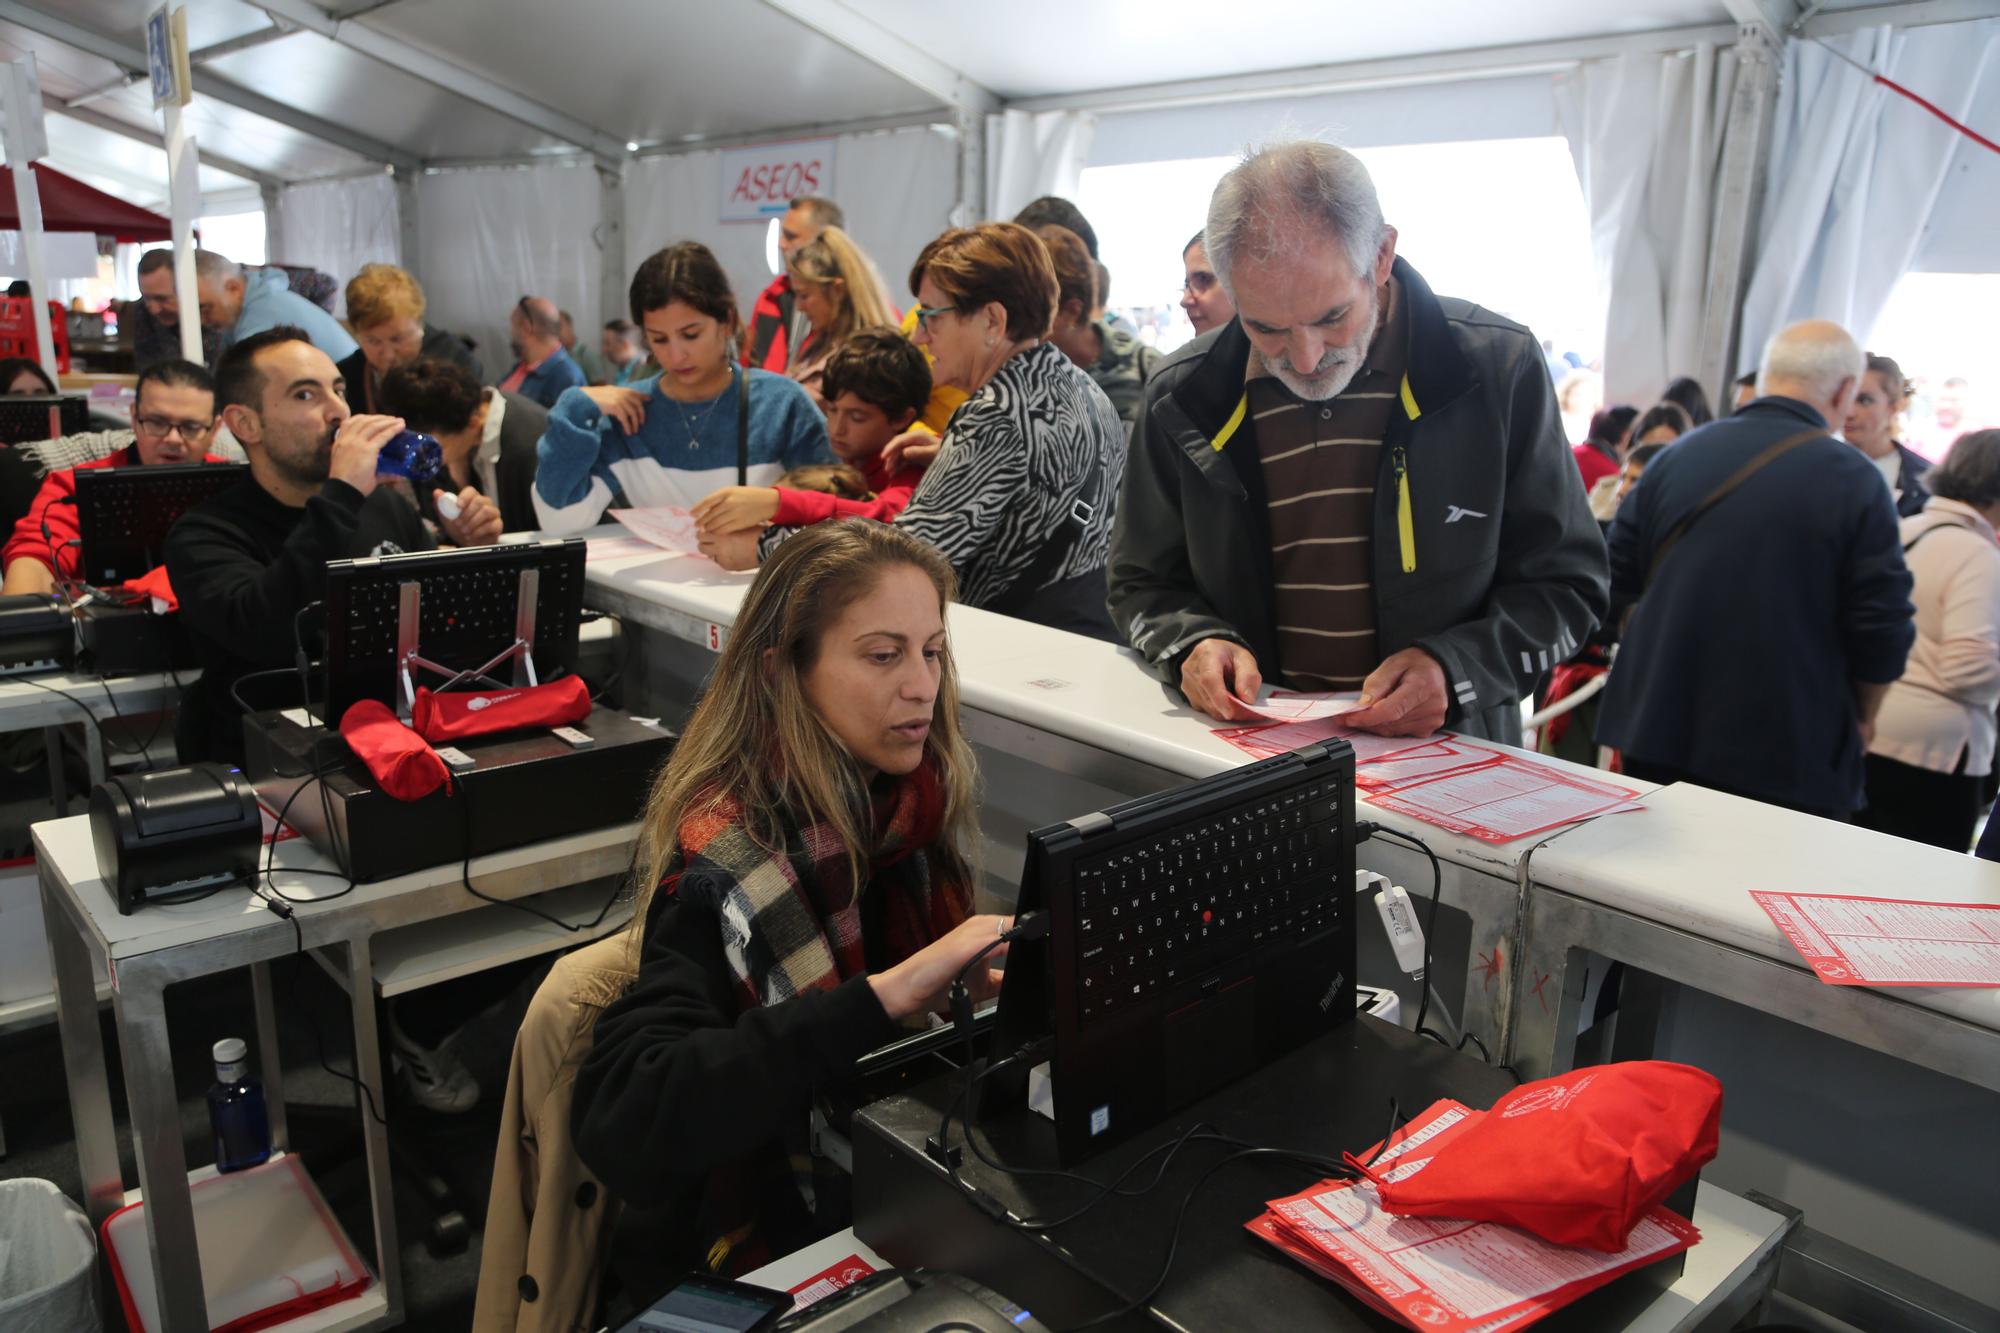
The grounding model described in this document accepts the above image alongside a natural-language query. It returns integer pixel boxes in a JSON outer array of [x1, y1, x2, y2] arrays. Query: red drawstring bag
[[339, 699, 451, 802], [1349, 1061, 1721, 1252], [410, 677, 591, 745]]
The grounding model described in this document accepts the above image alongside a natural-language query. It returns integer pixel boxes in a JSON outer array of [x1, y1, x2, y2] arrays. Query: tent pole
[[1, 58, 57, 384], [161, 97, 202, 364]]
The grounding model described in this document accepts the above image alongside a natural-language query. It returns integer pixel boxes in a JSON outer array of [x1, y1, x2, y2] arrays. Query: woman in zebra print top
[[895, 224, 1125, 639], [739, 224, 1124, 638]]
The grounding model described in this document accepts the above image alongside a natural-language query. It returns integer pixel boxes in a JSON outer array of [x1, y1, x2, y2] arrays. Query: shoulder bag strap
[[736, 364, 749, 488], [1646, 426, 1827, 590], [988, 446, 1107, 611]]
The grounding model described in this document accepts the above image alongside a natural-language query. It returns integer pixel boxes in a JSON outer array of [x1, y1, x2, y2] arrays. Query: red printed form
[[1365, 751, 1642, 844], [1750, 891, 2000, 987], [1248, 1099, 1699, 1332], [785, 1254, 878, 1312], [610, 506, 703, 556]]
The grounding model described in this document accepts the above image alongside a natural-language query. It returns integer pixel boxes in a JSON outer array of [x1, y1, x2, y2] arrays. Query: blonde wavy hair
[[788, 226, 898, 352], [627, 520, 979, 941]]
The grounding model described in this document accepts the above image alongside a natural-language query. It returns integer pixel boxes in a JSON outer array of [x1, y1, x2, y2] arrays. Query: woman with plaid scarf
[[572, 519, 1011, 1311]]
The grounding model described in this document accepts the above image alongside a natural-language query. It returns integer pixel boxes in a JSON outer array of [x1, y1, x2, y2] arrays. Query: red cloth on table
[[410, 676, 590, 744], [1349, 1060, 1721, 1252], [339, 699, 450, 802]]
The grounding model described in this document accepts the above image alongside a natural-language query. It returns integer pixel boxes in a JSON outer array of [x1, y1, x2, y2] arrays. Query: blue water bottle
[[376, 429, 444, 483], [207, 1037, 272, 1173]]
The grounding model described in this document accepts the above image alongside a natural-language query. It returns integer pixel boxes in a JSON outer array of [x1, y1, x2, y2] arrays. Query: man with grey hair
[[1599, 320, 1915, 819], [498, 294, 586, 410], [192, 248, 357, 363], [1110, 140, 1607, 743]]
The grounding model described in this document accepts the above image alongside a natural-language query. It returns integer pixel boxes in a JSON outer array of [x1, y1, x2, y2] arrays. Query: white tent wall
[[624, 124, 960, 334], [1738, 19, 2000, 374], [1085, 73, 1560, 166], [274, 172, 403, 312], [1557, 43, 1740, 407], [414, 159, 606, 385], [986, 109, 1095, 221]]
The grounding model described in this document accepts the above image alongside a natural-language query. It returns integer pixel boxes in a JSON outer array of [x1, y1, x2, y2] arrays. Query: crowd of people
[[8, 135, 1999, 1326]]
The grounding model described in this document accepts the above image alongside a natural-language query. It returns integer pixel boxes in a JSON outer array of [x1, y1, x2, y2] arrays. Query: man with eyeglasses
[[1180, 231, 1236, 337], [1, 359, 226, 596]]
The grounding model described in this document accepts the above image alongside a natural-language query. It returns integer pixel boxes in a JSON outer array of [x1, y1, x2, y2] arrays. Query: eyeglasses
[[1182, 272, 1218, 296], [911, 304, 957, 331], [134, 415, 213, 441]]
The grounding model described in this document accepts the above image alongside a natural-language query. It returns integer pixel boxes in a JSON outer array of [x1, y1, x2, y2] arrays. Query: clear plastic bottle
[[206, 1037, 272, 1173], [376, 429, 444, 483]]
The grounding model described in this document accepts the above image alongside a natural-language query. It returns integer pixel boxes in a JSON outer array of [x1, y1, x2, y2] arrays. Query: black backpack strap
[[986, 455, 1105, 614], [736, 364, 749, 487], [1646, 426, 1826, 590]]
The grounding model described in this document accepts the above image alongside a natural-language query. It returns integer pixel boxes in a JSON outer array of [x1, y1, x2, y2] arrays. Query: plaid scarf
[[663, 759, 967, 1274], [672, 758, 969, 1013]]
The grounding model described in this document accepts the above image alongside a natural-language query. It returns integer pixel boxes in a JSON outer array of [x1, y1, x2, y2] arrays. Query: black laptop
[[991, 741, 1357, 1163]]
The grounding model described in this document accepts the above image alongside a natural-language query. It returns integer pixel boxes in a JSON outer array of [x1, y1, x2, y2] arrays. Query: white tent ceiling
[[0, 0, 1982, 209]]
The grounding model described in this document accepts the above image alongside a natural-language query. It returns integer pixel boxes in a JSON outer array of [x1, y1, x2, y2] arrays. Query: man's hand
[[691, 486, 781, 536], [697, 527, 762, 571], [327, 414, 406, 496], [880, 427, 942, 473], [580, 385, 647, 435], [437, 487, 502, 548], [1343, 647, 1449, 736], [1179, 637, 1264, 721]]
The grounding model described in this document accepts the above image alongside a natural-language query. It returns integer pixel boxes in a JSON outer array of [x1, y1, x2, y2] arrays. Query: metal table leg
[[114, 959, 211, 1332], [344, 932, 404, 1321], [40, 865, 121, 1226], [44, 723, 68, 818], [251, 960, 290, 1152]]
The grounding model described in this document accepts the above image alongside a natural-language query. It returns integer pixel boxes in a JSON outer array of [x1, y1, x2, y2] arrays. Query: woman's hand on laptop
[[869, 914, 1014, 1021]]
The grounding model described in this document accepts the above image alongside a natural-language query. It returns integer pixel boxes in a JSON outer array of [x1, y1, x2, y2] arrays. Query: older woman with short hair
[[889, 223, 1126, 638], [336, 263, 481, 413], [1859, 428, 2000, 850]]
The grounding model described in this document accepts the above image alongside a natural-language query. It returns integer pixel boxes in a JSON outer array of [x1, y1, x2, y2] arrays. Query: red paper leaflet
[[1751, 891, 2000, 988]]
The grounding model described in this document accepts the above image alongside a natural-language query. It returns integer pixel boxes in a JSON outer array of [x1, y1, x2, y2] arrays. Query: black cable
[[451, 778, 627, 932], [1358, 822, 1446, 1043], [257, 893, 388, 1127]]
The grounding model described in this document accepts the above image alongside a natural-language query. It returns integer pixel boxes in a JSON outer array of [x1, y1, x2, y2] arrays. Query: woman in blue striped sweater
[[532, 242, 830, 534]]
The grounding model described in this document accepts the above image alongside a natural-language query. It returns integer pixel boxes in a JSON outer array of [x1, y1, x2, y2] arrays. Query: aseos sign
[[719, 139, 836, 224]]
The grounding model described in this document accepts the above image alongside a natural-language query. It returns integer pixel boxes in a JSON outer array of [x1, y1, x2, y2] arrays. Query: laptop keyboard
[[1072, 778, 1345, 1024]]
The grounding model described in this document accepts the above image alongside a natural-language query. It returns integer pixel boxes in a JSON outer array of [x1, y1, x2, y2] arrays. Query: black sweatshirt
[[572, 881, 900, 1300], [165, 473, 429, 763]]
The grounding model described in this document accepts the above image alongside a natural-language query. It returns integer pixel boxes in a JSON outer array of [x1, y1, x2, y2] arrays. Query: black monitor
[[0, 394, 89, 445], [991, 741, 1357, 1163], [74, 462, 248, 585], [320, 538, 588, 724]]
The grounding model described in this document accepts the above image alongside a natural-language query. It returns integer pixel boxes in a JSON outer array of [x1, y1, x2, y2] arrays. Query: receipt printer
[[89, 764, 261, 914]]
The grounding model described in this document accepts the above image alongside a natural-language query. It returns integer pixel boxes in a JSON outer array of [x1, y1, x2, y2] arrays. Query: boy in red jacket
[[693, 329, 932, 556]]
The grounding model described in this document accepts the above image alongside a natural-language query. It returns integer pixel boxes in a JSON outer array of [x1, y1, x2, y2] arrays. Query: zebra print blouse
[[893, 340, 1125, 609]]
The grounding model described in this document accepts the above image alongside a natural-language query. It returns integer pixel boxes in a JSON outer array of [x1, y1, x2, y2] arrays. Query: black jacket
[[1598, 397, 1915, 814], [165, 475, 431, 763], [335, 325, 483, 416], [1107, 258, 1608, 742], [1893, 442, 1932, 519]]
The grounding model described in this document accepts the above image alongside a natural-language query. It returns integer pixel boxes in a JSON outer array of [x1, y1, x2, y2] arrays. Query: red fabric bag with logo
[[410, 676, 591, 745], [339, 699, 450, 802], [1349, 1061, 1721, 1252]]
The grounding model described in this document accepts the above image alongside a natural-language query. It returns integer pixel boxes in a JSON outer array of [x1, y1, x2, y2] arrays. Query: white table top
[[33, 813, 639, 963], [582, 530, 1653, 879], [0, 666, 189, 725], [1528, 782, 2000, 1031]]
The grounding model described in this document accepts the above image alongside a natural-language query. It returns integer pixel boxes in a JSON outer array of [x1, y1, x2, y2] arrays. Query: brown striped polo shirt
[[1249, 279, 1407, 690]]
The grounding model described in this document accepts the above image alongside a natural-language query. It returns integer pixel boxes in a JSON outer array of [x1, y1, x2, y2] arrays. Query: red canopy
[[0, 162, 170, 243]]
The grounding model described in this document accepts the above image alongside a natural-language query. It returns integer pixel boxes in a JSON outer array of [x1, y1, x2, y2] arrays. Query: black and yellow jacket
[[1106, 257, 1608, 743]]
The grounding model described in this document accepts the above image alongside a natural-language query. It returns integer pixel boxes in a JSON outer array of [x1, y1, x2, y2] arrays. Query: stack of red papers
[[1247, 1100, 1699, 1331]]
